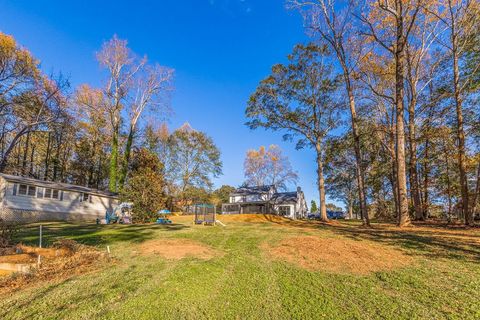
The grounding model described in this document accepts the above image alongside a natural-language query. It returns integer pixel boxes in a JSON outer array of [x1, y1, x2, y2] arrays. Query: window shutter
[[12, 183, 17, 196]]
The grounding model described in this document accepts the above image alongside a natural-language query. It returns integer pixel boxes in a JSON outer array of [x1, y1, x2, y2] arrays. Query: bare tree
[[288, 0, 370, 225], [246, 44, 342, 222], [244, 146, 269, 187], [404, 8, 441, 220], [244, 145, 299, 190], [358, 0, 423, 227], [427, 0, 479, 225], [119, 63, 174, 188], [0, 32, 69, 173], [96, 35, 142, 192]]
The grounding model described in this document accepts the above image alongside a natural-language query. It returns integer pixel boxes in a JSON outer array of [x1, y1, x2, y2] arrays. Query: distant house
[[221, 185, 308, 219], [0, 174, 119, 222]]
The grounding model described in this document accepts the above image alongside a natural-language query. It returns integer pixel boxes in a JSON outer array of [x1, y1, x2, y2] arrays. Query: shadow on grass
[[13, 222, 190, 247], [253, 217, 480, 262], [322, 223, 480, 262]]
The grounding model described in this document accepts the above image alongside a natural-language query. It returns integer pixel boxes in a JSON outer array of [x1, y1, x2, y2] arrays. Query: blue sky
[[0, 0, 344, 209]]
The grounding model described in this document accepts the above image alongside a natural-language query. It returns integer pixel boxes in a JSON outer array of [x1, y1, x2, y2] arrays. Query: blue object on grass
[[156, 217, 172, 224]]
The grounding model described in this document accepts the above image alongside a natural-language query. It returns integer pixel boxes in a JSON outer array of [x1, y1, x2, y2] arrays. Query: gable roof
[[271, 192, 298, 204], [0, 173, 118, 198], [231, 185, 275, 196]]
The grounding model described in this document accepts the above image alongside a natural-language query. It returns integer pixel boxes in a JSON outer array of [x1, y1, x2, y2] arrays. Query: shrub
[[0, 218, 19, 248], [121, 148, 168, 223]]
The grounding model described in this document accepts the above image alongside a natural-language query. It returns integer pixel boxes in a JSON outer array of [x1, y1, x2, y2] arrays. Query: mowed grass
[[1, 216, 480, 320]]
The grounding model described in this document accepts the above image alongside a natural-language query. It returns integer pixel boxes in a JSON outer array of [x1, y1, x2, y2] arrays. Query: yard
[[1, 215, 480, 320]]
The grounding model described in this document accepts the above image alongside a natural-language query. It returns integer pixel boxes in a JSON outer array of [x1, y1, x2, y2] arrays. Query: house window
[[18, 184, 28, 195], [44, 188, 52, 198], [27, 186, 36, 196], [18, 184, 37, 197], [44, 188, 60, 199], [80, 193, 90, 202], [278, 206, 291, 216]]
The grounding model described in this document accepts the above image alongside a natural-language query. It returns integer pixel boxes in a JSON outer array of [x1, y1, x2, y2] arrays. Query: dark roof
[[0, 174, 118, 198], [271, 192, 298, 204], [231, 185, 275, 195]]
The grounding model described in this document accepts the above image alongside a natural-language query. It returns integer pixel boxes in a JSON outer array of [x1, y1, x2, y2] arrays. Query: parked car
[[307, 211, 346, 220], [307, 213, 320, 220], [327, 210, 346, 219]]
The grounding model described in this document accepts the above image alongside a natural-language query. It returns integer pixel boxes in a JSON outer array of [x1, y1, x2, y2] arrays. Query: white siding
[[273, 204, 296, 219], [0, 177, 6, 207], [1, 180, 119, 221], [296, 192, 308, 219]]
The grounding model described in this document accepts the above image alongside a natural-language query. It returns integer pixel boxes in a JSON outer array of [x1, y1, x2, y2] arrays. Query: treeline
[[0, 33, 227, 219], [248, 0, 479, 225]]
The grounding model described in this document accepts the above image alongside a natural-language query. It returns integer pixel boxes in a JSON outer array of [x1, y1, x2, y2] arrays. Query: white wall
[[1, 179, 119, 221], [0, 177, 6, 206], [296, 192, 308, 218], [273, 204, 296, 219]]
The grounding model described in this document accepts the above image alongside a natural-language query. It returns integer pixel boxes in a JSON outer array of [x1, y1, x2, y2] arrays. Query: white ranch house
[[0, 174, 119, 222]]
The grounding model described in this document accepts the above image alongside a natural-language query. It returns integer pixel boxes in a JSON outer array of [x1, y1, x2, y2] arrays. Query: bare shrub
[[0, 218, 19, 249], [52, 238, 79, 254]]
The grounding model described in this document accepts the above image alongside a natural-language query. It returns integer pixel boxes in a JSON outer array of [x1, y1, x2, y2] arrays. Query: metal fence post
[[39, 225, 43, 248]]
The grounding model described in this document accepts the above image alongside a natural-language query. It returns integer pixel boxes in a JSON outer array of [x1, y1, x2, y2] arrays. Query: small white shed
[[0, 174, 119, 222]]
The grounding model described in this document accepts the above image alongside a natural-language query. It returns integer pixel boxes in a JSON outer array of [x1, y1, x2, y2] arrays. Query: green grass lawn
[[1, 217, 480, 320]]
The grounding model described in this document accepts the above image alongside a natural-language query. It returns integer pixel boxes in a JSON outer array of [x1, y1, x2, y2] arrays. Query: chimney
[[297, 186, 301, 193]]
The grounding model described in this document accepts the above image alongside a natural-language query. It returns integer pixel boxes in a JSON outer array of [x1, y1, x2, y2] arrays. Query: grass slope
[[1, 217, 479, 320]]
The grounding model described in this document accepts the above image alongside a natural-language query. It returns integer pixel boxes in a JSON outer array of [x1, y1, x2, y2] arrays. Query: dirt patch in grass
[[138, 239, 218, 260], [0, 240, 109, 293], [264, 236, 414, 275], [0, 245, 71, 264]]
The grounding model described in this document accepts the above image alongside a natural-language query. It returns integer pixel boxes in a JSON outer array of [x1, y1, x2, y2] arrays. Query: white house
[[221, 185, 308, 219], [0, 174, 119, 222]]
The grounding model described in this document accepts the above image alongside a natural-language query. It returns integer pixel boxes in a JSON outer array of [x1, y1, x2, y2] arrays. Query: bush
[[52, 238, 79, 253], [121, 148, 168, 223], [0, 218, 19, 248]]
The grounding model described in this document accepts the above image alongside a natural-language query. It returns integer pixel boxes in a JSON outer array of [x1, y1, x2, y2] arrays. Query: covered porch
[[221, 202, 273, 214]]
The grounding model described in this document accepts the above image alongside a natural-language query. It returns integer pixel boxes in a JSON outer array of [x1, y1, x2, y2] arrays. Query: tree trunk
[[451, 34, 471, 225], [316, 143, 328, 222], [29, 142, 36, 177], [109, 124, 119, 192], [52, 130, 64, 181], [0, 127, 29, 173], [345, 77, 369, 226], [388, 127, 400, 220], [389, 163, 399, 219], [44, 131, 51, 180], [470, 163, 480, 220], [408, 96, 423, 220], [21, 132, 30, 175], [119, 124, 135, 189], [444, 142, 453, 219], [394, 7, 411, 227], [422, 136, 430, 219]]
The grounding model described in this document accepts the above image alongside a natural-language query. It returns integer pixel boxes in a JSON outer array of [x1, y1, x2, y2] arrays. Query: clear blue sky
[[0, 0, 344, 209]]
